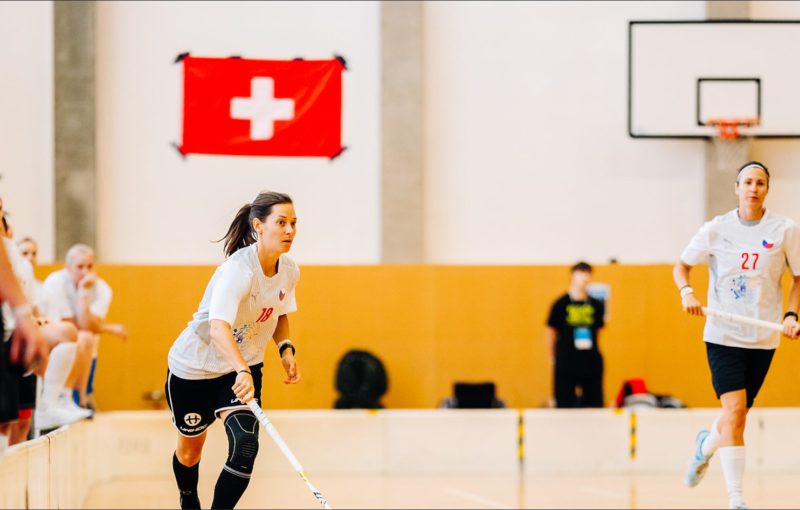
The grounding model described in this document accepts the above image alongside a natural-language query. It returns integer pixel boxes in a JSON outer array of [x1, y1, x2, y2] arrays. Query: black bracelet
[[279, 342, 296, 358], [237, 369, 252, 376], [784, 311, 799, 321]]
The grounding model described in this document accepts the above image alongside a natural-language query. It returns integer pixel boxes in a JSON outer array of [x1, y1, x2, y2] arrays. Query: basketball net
[[707, 118, 757, 172]]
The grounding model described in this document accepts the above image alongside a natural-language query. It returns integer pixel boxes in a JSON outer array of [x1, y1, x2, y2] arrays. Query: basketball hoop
[[706, 117, 758, 171], [706, 117, 759, 140]]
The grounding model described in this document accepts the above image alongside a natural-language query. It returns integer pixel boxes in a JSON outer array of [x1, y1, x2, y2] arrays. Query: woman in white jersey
[[166, 191, 301, 510], [673, 161, 800, 510]]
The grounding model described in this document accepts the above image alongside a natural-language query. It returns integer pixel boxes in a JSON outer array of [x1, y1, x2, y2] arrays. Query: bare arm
[[673, 260, 704, 316], [75, 281, 103, 333], [210, 319, 249, 373], [273, 314, 300, 384], [0, 242, 48, 372], [100, 322, 128, 340], [210, 319, 254, 402], [546, 326, 557, 365], [782, 275, 800, 339]]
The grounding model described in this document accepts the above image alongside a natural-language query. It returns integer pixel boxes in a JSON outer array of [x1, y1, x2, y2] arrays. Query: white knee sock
[[41, 342, 77, 407], [701, 416, 721, 458], [0, 433, 8, 456], [719, 446, 746, 505]]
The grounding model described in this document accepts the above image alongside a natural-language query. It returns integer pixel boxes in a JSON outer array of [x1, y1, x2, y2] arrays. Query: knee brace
[[223, 411, 260, 479]]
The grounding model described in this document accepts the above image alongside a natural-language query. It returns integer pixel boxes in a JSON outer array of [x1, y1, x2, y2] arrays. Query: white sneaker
[[56, 395, 92, 419], [685, 430, 712, 487], [730, 497, 748, 509], [34, 404, 87, 430]]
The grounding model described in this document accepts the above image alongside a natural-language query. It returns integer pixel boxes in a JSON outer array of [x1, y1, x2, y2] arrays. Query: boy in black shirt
[[546, 262, 606, 408]]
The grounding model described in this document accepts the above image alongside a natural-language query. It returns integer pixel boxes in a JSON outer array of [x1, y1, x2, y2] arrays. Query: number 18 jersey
[[168, 244, 300, 379], [681, 209, 800, 349]]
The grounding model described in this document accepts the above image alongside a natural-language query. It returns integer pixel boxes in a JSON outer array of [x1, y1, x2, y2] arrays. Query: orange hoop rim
[[706, 117, 760, 140]]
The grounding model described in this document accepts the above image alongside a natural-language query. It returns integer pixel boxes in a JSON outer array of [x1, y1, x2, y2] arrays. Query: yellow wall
[[36, 264, 800, 410]]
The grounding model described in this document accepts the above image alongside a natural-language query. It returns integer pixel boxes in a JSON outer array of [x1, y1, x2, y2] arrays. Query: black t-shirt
[[546, 293, 605, 376]]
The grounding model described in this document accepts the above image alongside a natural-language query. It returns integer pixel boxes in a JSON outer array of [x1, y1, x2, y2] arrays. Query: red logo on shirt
[[279, 290, 286, 301], [257, 307, 274, 323], [762, 240, 774, 249]]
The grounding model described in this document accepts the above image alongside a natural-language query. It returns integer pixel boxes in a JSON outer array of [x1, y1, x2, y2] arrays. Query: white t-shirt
[[40, 269, 113, 322], [168, 244, 300, 380], [1, 238, 35, 342], [681, 209, 800, 349]]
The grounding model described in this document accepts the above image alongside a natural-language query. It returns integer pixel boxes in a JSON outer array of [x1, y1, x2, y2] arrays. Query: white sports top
[[681, 209, 800, 349], [40, 269, 113, 322], [168, 244, 299, 379]]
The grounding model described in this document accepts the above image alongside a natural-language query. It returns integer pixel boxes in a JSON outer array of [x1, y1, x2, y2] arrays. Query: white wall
[[96, 1, 381, 265], [0, 1, 54, 263], [423, 1, 710, 264]]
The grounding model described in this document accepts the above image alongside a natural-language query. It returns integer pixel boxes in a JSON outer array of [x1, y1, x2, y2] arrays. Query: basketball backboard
[[628, 20, 800, 139]]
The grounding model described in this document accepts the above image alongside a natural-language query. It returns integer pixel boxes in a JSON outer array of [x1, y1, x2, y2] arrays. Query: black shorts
[[165, 363, 263, 437], [706, 342, 775, 408], [18, 372, 36, 411], [1, 339, 22, 424]]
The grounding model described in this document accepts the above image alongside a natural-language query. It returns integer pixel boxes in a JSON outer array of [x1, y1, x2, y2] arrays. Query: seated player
[[40, 243, 126, 411]]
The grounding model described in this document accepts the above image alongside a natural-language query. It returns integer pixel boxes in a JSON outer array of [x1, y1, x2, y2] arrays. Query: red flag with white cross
[[179, 55, 345, 158]]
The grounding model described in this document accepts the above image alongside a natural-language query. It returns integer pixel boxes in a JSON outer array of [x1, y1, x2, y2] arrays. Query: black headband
[[737, 161, 770, 179]]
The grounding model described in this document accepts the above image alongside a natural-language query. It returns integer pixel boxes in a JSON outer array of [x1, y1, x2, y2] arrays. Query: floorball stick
[[702, 307, 784, 332], [246, 400, 332, 509]]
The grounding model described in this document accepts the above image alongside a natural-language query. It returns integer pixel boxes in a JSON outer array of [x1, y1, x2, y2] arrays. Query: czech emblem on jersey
[[178, 55, 345, 158]]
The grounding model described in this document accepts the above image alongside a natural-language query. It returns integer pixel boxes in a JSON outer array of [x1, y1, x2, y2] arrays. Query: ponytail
[[218, 191, 293, 258]]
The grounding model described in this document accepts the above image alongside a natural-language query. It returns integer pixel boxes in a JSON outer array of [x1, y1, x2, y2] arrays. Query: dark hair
[[219, 191, 293, 258], [571, 261, 592, 274], [736, 161, 769, 184]]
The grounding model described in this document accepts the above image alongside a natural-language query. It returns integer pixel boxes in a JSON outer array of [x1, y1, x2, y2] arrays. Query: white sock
[[719, 446, 746, 505], [0, 433, 8, 455], [701, 416, 722, 458], [41, 342, 77, 407]]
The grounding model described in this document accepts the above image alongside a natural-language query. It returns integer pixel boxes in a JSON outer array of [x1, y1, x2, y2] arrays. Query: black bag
[[334, 350, 388, 409]]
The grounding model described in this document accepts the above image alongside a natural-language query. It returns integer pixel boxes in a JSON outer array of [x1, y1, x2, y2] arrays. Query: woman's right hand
[[682, 292, 705, 316], [232, 371, 255, 403]]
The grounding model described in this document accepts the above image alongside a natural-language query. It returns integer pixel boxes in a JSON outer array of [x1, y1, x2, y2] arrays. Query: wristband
[[679, 286, 694, 299], [11, 303, 33, 319], [237, 369, 252, 376], [784, 311, 799, 321], [277, 339, 295, 358]]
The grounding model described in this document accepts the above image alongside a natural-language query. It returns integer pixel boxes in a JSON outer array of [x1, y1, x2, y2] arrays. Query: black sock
[[173, 452, 201, 510], [210, 469, 251, 509]]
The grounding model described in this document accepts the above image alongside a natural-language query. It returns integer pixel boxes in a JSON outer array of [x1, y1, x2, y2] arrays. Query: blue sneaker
[[685, 429, 711, 487]]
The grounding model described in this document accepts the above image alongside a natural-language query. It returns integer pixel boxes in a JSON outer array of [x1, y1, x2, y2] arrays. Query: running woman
[[673, 161, 800, 510], [166, 191, 301, 509]]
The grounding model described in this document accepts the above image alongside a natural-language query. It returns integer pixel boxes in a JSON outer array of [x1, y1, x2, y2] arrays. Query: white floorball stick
[[702, 307, 784, 332], [246, 400, 332, 509]]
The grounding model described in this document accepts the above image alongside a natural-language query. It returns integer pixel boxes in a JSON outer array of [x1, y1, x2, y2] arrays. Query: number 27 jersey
[[168, 244, 300, 379], [681, 209, 800, 349]]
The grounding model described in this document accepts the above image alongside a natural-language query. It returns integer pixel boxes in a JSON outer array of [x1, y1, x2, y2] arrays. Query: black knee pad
[[223, 411, 260, 478]]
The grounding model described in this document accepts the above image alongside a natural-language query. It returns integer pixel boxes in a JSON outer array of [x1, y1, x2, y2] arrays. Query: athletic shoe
[[34, 404, 88, 430], [57, 395, 93, 419], [729, 498, 748, 509], [685, 429, 711, 487]]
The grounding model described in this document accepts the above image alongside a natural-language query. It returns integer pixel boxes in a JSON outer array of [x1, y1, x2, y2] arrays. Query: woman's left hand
[[782, 317, 800, 339], [281, 352, 301, 384]]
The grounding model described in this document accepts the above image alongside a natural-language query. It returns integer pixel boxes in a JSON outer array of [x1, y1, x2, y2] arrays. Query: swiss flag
[[179, 56, 344, 158]]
